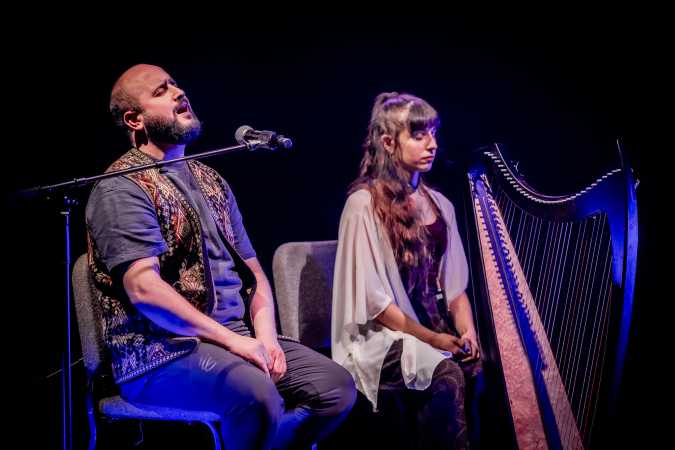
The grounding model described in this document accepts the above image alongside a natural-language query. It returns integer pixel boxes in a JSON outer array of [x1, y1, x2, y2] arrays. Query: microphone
[[235, 125, 293, 150]]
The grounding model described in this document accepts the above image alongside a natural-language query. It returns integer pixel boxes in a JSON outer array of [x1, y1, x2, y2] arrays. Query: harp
[[466, 144, 638, 449]]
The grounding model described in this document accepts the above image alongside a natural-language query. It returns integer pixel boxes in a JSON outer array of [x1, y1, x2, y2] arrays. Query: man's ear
[[123, 110, 144, 132], [381, 134, 395, 154]]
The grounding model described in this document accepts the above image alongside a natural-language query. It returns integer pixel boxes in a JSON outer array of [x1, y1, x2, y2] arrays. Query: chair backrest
[[72, 253, 107, 377], [272, 241, 337, 351]]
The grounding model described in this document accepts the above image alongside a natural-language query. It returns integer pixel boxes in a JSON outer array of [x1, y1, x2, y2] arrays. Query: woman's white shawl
[[331, 188, 469, 410]]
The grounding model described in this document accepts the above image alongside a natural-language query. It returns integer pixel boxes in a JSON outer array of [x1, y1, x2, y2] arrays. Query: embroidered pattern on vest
[[87, 148, 240, 383], [188, 160, 236, 246]]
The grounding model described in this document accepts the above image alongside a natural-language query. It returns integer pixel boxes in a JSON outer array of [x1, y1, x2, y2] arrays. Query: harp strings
[[490, 184, 615, 446]]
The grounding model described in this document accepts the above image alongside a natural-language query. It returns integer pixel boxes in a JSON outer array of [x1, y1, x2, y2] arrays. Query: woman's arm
[[448, 291, 480, 361], [375, 303, 466, 355]]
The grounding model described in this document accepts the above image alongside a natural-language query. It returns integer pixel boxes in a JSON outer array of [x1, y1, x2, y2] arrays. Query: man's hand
[[258, 335, 287, 383], [244, 256, 286, 382], [226, 334, 272, 378]]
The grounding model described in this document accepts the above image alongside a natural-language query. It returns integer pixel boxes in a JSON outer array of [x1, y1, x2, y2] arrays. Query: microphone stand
[[17, 141, 254, 450]]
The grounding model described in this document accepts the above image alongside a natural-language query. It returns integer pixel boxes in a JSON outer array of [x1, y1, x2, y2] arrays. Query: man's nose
[[172, 85, 186, 100]]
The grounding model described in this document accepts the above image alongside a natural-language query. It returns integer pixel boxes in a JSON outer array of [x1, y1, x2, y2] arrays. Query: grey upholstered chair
[[272, 241, 337, 354], [72, 254, 223, 450]]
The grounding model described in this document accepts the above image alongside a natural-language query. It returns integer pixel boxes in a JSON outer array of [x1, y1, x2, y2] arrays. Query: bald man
[[86, 64, 355, 449]]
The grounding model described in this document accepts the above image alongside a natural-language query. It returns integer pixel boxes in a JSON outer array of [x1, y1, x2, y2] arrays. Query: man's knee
[[322, 364, 357, 417], [230, 378, 284, 431]]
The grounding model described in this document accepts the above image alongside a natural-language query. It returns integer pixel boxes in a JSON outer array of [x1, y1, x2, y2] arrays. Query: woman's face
[[396, 126, 438, 175]]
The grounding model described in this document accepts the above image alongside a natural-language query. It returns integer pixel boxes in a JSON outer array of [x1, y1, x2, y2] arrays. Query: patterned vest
[[87, 148, 255, 383]]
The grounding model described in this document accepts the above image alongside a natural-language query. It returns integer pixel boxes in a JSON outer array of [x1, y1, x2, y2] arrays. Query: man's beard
[[144, 112, 202, 146]]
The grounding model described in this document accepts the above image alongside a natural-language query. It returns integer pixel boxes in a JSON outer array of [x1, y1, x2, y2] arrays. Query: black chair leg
[[85, 396, 97, 450], [203, 421, 222, 450]]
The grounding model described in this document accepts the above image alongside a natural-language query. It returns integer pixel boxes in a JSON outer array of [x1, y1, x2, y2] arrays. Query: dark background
[[4, 11, 663, 449]]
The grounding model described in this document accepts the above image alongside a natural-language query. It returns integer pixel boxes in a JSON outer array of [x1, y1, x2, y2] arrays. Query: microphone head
[[234, 125, 253, 145], [277, 135, 293, 149]]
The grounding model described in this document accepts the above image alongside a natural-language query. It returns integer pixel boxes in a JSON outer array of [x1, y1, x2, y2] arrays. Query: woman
[[332, 92, 480, 449]]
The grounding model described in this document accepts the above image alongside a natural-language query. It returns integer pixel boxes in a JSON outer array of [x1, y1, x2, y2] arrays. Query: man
[[86, 64, 355, 449]]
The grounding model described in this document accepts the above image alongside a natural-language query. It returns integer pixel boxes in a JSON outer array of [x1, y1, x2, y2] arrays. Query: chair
[[272, 241, 410, 448], [272, 241, 484, 449], [272, 241, 337, 354], [72, 254, 223, 450]]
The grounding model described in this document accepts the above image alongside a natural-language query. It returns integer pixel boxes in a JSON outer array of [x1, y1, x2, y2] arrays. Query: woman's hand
[[430, 332, 466, 355], [459, 330, 480, 362]]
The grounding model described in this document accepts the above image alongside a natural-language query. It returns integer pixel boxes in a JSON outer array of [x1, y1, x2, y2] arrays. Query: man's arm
[[123, 256, 271, 376], [245, 257, 278, 340], [244, 257, 286, 382]]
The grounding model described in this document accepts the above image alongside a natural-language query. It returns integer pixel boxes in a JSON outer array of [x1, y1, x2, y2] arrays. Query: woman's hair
[[349, 92, 440, 291]]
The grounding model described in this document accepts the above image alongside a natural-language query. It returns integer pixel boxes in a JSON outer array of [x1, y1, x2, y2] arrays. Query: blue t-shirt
[[86, 161, 256, 333]]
